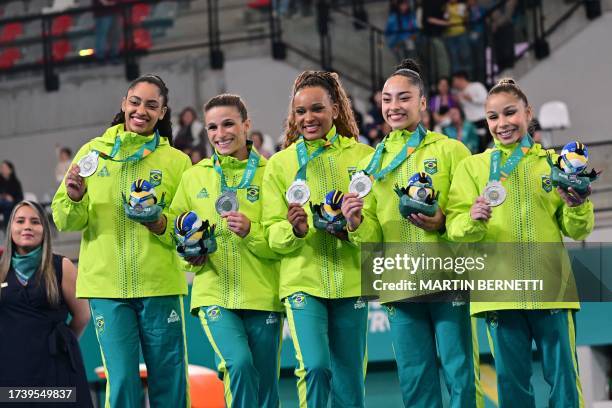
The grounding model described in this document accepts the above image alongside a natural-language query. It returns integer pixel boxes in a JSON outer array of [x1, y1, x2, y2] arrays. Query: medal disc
[[348, 172, 372, 198], [483, 181, 506, 207], [286, 180, 310, 206], [78, 152, 99, 178], [415, 187, 429, 202], [215, 191, 239, 215]]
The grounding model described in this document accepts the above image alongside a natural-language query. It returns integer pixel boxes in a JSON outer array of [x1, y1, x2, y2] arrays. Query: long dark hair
[[1, 160, 17, 182], [111, 74, 173, 145]]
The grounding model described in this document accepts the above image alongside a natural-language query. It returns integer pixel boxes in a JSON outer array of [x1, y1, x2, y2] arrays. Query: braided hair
[[283, 71, 359, 148], [111, 74, 173, 144]]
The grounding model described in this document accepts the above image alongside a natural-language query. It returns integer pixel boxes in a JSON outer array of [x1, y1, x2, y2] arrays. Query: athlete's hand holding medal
[[285, 133, 338, 239], [222, 211, 251, 238], [212, 148, 257, 239], [65, 164, 87, 202], [287, 202, 309, 238]]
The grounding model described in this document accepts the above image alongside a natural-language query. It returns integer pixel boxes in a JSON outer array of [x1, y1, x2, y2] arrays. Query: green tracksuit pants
[[284, 292, 369, 408], [384, 301, 483, 408], [89, 296, 189, 408], [198, 306, 283, 408], [485, 309, 583, 408]]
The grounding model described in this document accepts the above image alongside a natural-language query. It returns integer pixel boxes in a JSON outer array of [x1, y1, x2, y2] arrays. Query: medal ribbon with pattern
[[96, 130, 160, 162], [212, 142, 260, 193], [361, 123, 427, 181], [294, 133, 340, 181], [488, 134, 534, 183]]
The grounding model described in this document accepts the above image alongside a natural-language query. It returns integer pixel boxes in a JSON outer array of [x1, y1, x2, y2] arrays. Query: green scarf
[[11, 246, 42, 285]]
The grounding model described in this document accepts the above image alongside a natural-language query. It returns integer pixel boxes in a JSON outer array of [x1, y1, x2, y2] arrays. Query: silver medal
[[348, 172, 373, 198], [78, 152, 99, 178], [215, 191, 239, 215], [483, 181, 506, 207], [286, 180, 310, 206]]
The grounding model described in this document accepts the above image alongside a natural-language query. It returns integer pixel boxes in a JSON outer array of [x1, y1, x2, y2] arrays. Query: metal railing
[[0, 0, 600, 93]]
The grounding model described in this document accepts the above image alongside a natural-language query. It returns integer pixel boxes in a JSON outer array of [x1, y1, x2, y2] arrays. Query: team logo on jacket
[[97, 166, 110, 177], [290, 293, 307, 309], [384, 305, 396, 319], [149, 170, 162, 187], [347, 166, 357, 178], [541, 174, 552, 193], [197, 188, 209, 199], [95, 315, 105, 334], [424, 159, 438, 175], [247, 185, 260, 203], [206, 306, 221, 322]]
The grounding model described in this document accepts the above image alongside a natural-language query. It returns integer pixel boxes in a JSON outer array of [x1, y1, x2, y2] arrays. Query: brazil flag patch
[[424, 159, 438, 175], [247, 185, 260, 202]]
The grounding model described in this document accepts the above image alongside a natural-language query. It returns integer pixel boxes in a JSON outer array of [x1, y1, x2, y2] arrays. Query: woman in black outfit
[[0, 201, 92, 407]]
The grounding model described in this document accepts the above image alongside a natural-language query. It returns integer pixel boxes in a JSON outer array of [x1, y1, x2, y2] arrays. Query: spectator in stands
[[429, 76, 458, 124], [490, 0, 518, 71], [452, 70, 489, 151], [94, 0, 120, 63], [249, 130, 273, 158], [273, 0, 312, 17], [55, 146, 72, 185], [442, 106, 479, 153], [188, 147, 204, 165], [0, 201, 92, 407], [420, 0, 451, 84], [173, 107, 204, 152], [0, 161, 23, 228], [367, 90, 384, 128], [421, 108, 436, 131], [364, 91, 386, 146], [444, 0, 472, 76], [385, 0, 419, 62], [273, 0, 290, 17], [346, 95, 365, 137], [467, 0, 486, 83], [530, 117, 551, 148]]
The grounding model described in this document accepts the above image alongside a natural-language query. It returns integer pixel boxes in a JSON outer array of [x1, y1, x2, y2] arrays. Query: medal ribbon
[[96, 130, 160, 162], [488, 134, 534, 182], [212, 143, 260, 193], [294, 133, 340, 181], [362, 124, 426, 181]]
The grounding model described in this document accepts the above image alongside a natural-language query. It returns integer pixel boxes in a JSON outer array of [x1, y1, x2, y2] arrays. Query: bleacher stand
[[0, 0, 183, 69]]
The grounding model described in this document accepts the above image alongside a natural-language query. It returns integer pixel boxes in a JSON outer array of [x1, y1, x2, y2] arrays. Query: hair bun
[[497, 78, 517, 86], [395, 59, 421, 76]]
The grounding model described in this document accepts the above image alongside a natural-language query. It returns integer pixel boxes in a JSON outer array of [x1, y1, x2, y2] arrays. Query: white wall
[[223, 57, 302, 148], [519, 12, 612, 146]]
